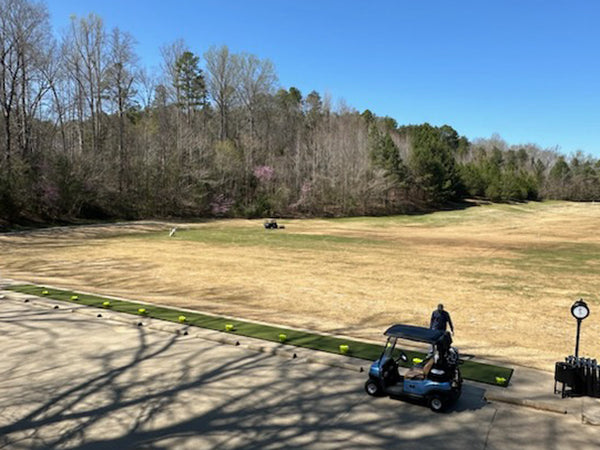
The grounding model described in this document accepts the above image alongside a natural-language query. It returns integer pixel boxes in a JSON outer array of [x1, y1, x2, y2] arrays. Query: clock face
[[573, 305, 589, 319]]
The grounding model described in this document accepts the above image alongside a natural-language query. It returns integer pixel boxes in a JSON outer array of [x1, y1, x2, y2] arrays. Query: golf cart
[[264, 219, 283, 229], [365, 324, 462, 412]]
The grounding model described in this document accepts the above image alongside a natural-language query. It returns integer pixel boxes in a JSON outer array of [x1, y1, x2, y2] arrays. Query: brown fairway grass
[[2, 201, 600, 370]]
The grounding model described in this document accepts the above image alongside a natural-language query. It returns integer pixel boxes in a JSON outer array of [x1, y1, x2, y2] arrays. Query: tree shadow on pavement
[[0, 301, 597, 450]]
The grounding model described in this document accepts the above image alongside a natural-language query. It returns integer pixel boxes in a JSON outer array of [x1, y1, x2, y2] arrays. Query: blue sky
[[47, 0, 600, 157]]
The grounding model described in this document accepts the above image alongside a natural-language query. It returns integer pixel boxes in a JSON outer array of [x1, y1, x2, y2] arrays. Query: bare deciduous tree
[[204, 45, 240, 141], [0, 0, 52, 180], [106, 27, 138, 192], [63, 13, 107, 154]]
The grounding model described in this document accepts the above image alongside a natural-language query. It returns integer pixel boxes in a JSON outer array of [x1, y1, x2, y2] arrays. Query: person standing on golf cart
[[427, 304, 454, 361], [430, 303, 454, 335]]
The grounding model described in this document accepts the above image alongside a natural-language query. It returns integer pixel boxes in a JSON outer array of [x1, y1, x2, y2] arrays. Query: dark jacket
[[430, 309, 454, 332]]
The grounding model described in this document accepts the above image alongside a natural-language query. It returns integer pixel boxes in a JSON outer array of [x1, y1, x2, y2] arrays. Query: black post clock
[[571, 299, 590, 357]]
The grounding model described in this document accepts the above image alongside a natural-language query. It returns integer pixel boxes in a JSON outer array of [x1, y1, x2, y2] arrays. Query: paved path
[[1, 290, 600, 449]]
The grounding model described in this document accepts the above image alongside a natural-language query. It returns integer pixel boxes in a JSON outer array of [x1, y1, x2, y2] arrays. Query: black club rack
[[554, 356, 600, 398]]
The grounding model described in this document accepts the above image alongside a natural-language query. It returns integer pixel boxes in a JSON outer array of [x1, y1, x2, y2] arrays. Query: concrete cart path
[[1, 291, 600, 448]]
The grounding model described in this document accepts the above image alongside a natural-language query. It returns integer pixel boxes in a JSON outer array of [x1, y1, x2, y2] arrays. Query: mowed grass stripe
[[125, 227, 385, 250], [7, 284, 513, 386]]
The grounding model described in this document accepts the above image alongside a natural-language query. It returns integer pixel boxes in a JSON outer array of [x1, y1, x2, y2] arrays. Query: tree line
[[2, 0, 600, 226]]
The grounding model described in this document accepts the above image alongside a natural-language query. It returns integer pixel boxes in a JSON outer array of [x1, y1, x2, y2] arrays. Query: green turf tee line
[[6, 284, 513, 387]]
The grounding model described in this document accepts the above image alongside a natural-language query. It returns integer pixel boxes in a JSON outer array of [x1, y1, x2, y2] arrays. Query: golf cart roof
[[384, 324, 447, 344]]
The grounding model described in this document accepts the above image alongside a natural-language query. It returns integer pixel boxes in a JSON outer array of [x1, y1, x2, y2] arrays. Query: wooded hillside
[[2, 0, 599, 225]]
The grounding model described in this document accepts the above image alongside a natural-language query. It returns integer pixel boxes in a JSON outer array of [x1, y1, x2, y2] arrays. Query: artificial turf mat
[[6, 284, 513, 387]]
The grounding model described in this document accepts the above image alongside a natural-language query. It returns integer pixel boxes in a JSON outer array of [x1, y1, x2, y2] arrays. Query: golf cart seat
[[405, 357, 434, 380]]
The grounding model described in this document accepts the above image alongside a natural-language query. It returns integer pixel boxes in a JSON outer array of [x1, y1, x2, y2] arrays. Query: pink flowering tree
[[253, 165, 274, 183], [210, 194, 234, 216]]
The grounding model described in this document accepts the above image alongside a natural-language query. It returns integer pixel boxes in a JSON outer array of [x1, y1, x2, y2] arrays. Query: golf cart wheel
[[428, 395, 445, 412], [365, 379, 383, 397]]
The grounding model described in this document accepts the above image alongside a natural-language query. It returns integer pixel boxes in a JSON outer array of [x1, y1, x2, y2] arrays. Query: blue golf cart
[[365, 324, 462, 412]]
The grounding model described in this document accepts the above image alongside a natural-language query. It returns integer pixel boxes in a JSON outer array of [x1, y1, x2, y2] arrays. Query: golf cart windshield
[[380, 336, 409, 363]]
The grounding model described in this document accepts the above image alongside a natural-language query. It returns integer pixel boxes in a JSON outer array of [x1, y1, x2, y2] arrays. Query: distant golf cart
[[365, 324, 462, 412], [263, 219, 284, 229]]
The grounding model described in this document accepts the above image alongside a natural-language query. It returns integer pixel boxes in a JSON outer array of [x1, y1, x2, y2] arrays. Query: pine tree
[[173, 51, 207, 118]]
